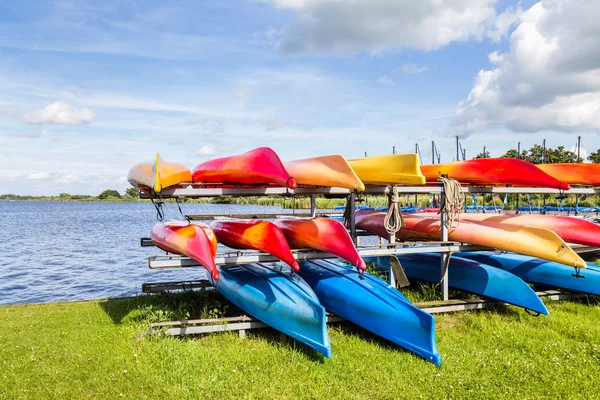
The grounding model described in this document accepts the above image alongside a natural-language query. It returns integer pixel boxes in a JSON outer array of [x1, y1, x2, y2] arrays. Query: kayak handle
[[572, 267, 586, 279]]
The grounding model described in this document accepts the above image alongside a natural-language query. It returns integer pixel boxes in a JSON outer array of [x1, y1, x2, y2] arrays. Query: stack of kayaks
[[132, 146, 600, 367]]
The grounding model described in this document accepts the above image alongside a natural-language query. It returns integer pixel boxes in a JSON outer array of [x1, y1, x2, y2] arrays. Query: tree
[[501, 149, 528, 160], [124, 187, 139, 197], [588, 149, 600, 163], [473, 151, 490, 159], [546, 145, 576, 163], [98, 189, 122, 199]]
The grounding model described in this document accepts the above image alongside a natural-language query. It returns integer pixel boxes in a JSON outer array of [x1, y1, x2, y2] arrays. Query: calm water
[[0, 201, 293, 306]]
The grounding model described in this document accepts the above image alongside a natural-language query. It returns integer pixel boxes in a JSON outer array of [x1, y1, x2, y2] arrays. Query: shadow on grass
[[99, 290, 328, 362]]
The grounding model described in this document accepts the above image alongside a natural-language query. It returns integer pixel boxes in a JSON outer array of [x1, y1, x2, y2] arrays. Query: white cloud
[[486, 6, 523, 42], [26, 172, 51, 180], [197, 145, 216, 156], [24, 101, 96, 125], [401, 64, 429, 74], [377, 76, 395, 85], [268, 0, 498, 55], [455, 0, 600, 135], [56, 175, 82, 184], [65, 86, 90, 96]]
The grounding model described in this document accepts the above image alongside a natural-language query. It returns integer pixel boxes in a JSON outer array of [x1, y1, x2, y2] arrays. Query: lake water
[[0, 201, 300, 306]]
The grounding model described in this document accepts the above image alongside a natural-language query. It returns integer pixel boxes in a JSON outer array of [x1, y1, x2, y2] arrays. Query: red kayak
[[192, 147, 297, 189], [151, 221, 219, 280], [420, 158, 570, 189], [435, 212, 600, 248], [355, 211, 585, 267], [274, 218, 366, 271], [209, 219, 299, 271]]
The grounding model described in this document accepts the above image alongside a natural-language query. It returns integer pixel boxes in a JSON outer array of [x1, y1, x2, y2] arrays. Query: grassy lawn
[[1, 292, 599, 399]]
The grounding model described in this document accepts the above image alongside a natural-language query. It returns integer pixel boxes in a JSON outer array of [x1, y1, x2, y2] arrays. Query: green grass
[[1, 293, 600, 399]]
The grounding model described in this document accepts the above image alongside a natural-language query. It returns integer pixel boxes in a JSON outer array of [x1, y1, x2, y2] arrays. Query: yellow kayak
[[128, 153, 192, 193], [348, 154, 426, 185], [284, 155, 365, 191]]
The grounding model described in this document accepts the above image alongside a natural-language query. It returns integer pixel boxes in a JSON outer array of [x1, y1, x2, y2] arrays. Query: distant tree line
[[0, 187, 140, 201], [474, 144, 600, 163]]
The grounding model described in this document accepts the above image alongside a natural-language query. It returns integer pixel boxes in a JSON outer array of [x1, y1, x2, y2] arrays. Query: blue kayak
[[215, 263, 331, 358], [394, 253, 549, 315], [296, 259, 441, 366], [458, 252, 600, 296]]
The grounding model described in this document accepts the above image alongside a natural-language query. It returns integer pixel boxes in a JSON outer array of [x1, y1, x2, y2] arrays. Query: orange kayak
[[274, 218, 366, 271], [209, 220, 299, 271], [429, 212, 600, 248], [420, 158, 570, 189], [355, 211, 585, 268], [128, 153, 191, 193], [537, 163, 600, 186], [151, 221, 219, 280], [284, 155, 365, 191], [192, 147, 296, 188]]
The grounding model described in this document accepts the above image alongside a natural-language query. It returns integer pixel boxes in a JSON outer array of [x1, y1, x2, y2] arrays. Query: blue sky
[[1, 0, 598, 195]]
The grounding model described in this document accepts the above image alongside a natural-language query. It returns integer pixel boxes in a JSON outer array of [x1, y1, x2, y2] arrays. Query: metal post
[[349, 192, 357, 245], [516, 194, 520, 214], [439, 175, 449, 301], [310, 194, 316, 218], [364, 151, 367, 157], [483, 146, 486, 158], [431, 141, 435, 164], [577, 136, 581, 162], [517, 142, 521, 159], [393, 145, 396, 154], [456, 136, 459, 161]]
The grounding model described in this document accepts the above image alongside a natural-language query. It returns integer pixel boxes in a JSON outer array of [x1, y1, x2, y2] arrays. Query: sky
[[1, 0, 599, 195]]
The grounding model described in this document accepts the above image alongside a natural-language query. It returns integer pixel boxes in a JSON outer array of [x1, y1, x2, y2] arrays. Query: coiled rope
[[384, 185, 404, 235], [438, 177, 464, 230]]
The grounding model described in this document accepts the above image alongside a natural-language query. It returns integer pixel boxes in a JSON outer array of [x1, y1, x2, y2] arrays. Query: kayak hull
[[442, 212, 600, 248], [458, 252, 600, 296], [284, 155, 365, 191], [420, 158, 570, 189], [395, 253, 548, 315], [216, 263, 331, 358], [192, 147, 296, 188], [355, 211, 586, 268], [210, 219, 299, 270], [297, 259, 441, 365], [347, 154, 426, 185], [274, 218, 366, 271], [128, 153, 191, 193], [151, 221, 219, 280], [537, 163, 600, 186]]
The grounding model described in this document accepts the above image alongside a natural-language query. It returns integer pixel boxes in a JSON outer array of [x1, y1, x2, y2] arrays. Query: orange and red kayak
[[536, 163, 600, 186], [209, 219, 299, 271], [433, 212, 600, 248], [128, 153, 192, 193], [284, 155, 365, 191], [151, 221, 220, 280], [420, 158, 570, 189], [192, 147, 297, 188], [355, 211, 585, 268], [273, 218, 366, 271]]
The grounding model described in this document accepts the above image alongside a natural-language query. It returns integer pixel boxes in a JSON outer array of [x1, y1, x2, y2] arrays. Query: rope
[[175, 197, 190, 223], [437, 177, 464, 230], [150, 190, 165, 221], [384, 185, 404, 235]]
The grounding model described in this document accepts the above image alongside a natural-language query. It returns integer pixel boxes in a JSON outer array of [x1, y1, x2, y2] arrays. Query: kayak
[[128, 153, 191, 193], [151, 221, 219, 280], [440, 213, 600, 247], [296, 259, 440, 365], [347, 154, 426, 185], [420, 158, 570, 189], [284, 155, 365, 191], [458, 252, 600, 296], [394, 253, 548, 315], [274, 218, 366, 271], [537, 163, 600, 186], [216, 262, 331, 358], [355, 211, 586, 268], [192, 147, 297, 188], [209, 219, 299, 271]]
